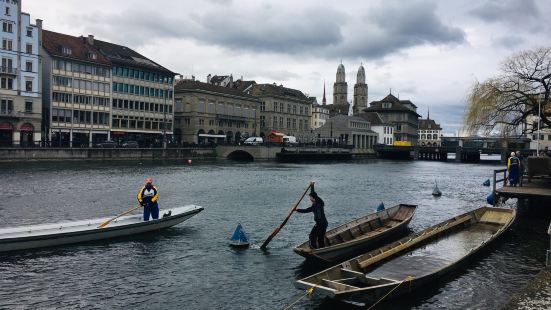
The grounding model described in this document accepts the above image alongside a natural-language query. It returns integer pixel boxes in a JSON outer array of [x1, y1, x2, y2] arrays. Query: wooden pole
[[98, 205, 141, 229], [260, 182, 313, 250]]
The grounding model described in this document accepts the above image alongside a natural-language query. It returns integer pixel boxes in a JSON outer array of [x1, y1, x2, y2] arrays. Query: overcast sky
[[25, 0, 551, 133]]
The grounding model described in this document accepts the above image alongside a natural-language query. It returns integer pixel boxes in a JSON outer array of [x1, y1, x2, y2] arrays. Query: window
[[25, 80, 33, 92], [5, 7, 10, 15], [383, 102, 392, 109], [25, 61, 32, 72], [1, 77, 13, 89], [62, 46, 72, 55], [2, 22, 13, 33], [2, 39, 13, 51], [87, 51, 97, 60], [260, 101, 265, 112], [26, 27, 32, 37], [25, 101, 33, 113], [0, 99, 13, 114], [26, 44, 32, 54]]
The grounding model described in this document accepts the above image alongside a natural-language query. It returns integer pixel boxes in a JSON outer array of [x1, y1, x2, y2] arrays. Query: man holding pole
[[295, 182, 328, 249]]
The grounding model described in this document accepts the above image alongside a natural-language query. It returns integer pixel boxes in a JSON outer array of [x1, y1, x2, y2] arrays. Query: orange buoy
[[187, 159, 192, 165]]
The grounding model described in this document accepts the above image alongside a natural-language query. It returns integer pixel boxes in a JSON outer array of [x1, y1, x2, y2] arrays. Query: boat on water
[[293, 204, 417, 262], [0, 205, 204, 253], [295, 206, 516, 304]]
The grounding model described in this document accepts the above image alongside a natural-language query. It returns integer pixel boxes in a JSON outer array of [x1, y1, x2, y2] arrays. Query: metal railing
[[0, 66, 17, 75], [493, 169, 508, 193]]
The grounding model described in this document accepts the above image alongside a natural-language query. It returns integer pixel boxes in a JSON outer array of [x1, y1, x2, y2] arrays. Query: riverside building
[[174, 79, 260, 144], [0, 0, 41, 146], [42, 30, 111, 147]]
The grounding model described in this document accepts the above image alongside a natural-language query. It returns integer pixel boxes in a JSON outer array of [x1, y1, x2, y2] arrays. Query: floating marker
[[230, 223, 250, 248], [187, 159, 192, 165], [376, 202, 385, 212], [432, 181, 442, 197], [483, 179, 490, 187]]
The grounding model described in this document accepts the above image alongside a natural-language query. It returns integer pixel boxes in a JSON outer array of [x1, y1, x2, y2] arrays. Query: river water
[[0, 159, 549, 309]]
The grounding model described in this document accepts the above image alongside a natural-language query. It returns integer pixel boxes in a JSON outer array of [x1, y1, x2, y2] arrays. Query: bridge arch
[[227, 150, 254, 161]]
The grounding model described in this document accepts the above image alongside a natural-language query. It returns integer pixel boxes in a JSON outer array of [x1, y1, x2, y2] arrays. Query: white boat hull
[[0, 205, 203, 253]]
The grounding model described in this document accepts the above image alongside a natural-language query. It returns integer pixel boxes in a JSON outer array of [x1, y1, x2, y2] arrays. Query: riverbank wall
[[0, 148, 216, 162]]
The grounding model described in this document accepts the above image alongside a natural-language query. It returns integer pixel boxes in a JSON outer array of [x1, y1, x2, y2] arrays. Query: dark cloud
[[78, 0, 464, 61], [470, 0, 540, 28], [494, 36, 526, 49]]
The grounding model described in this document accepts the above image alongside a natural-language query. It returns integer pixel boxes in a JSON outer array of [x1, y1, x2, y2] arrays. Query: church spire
[[322, 81, 327, 106], [427, 107, 430, 120]]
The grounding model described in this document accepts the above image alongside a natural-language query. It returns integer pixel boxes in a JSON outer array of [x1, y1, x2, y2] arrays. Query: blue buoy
[[486, 192, 495, 205], [230, 223, 250, 248], [483, 179, 491, 187], [376, 202, 385, 212]]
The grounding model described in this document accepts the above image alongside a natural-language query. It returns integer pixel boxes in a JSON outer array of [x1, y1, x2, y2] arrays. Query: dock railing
[[547, 221, 551, 267], [493, 169, 508, 193]]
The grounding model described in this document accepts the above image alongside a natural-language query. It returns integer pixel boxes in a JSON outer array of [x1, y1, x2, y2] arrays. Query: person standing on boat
[[295, 183, 328, 249], [137, 178, 159, 221], [507, 152, 520, 187]]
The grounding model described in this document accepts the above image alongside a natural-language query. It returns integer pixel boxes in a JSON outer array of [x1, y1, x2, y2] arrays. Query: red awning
[[0, 123, 13, 130], [20, 123, 34, 132], [112, 131, 126, 136]]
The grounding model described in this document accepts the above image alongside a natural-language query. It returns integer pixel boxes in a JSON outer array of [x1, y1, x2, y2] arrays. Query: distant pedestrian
[[137, 178, 159, 221], [295, 182, 328, 249], [507, 152, 520, 187], [516, 151, 525, 178]]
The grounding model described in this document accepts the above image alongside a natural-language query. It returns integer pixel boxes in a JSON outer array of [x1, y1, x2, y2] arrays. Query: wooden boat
[[0, 205, 203, 253], [294, 206, 516, 304], [293, 204, 417, 262]]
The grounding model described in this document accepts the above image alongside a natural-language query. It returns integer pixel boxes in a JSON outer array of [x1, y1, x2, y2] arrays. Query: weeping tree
[[465, 47, 551, 136]]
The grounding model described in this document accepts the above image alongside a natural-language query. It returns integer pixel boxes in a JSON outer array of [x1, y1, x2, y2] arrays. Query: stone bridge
[[216, 145, 281, 161]]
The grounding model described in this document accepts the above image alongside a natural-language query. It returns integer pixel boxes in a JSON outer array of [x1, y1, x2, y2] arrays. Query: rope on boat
[[282, 287, 315, 310], [366, 276, 414, 310]]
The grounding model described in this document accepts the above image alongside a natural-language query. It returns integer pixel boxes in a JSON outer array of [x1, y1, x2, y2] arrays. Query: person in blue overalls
[[137, 178, 159, 221], [507, 152, 520, 187]]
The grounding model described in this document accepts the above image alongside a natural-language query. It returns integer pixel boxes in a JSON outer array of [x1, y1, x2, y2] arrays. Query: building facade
[[313, 114, 377, 150], [174, 79, 260, 144], [310, 85, 329, 130], [365, 93, 420, 145], [250, 83, 311, 141], [91, 37, 175, 147], [357, 112, 394, 145], [42, 30, 112, 147], [526, 114, 551, 151], [0, 0, 41, 146], [353, 64, 368, 115], [330, 63, 350, 117], [418, 111, 442, 146]]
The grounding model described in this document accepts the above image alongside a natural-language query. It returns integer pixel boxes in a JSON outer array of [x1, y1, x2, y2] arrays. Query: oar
[[260, 182, 313, 250], [98, 205, 141, 229]]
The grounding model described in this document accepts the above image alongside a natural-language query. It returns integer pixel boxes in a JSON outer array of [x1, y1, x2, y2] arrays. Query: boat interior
[[296, 204, 416, 250], [297, 207, 515, 293]]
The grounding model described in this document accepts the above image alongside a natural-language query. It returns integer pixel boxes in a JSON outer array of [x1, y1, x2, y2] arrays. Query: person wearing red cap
[[137, 178, 159, 221]]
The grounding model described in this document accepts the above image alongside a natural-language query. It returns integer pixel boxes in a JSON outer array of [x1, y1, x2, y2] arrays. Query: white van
[[243, 137, 263, 145], [283, 136, 298, 145]]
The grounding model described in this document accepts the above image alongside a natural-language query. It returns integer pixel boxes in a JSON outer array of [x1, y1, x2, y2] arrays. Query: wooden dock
[[496, 178, 551, 199]]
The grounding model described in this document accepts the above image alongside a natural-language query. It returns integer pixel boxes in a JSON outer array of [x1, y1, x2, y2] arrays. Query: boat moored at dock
[[0, 205, 204, 253], [294, 206, 516, 304], [293, 204, 416, 262]]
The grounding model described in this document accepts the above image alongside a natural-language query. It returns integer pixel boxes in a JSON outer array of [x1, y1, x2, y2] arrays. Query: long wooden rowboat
[[0, 205, 203, 253], [294, 204, 417, 262], [295, 206, 516, 304]]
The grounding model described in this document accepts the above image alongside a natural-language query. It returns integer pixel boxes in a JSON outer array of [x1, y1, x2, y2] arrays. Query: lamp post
[[537, 94, 542, 156]]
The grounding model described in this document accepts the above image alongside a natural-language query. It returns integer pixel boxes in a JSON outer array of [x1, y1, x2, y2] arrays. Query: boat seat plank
[[349, 226, 362, 238], [321, 279, 359, 291]]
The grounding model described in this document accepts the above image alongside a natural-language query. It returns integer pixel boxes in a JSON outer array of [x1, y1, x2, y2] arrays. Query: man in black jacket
[[296, 183, 328, 249]]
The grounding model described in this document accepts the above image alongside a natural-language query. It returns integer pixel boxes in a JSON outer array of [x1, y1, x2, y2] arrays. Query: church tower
[[353, 64, 368, 115], [333, 63, 348, 107]]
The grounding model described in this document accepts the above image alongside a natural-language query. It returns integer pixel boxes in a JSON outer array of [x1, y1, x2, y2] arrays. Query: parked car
[[283, 136, 298, 145], [122, 141, 139, 148], [243, 137, 263, 145], [94, 141, 118, 148]]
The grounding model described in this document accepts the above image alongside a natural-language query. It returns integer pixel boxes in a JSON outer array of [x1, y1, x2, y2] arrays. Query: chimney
[[87, 35, 94, 46], [36, 19, 43, 29]]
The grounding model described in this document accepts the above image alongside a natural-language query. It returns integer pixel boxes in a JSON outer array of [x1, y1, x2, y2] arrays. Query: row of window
[[270, 101, 310, 115], [195, 118, 250, 129], [313, 113, 329, 120], [52, 92, 109, 106], [1, 38, 33, 53], [420, 134, 439, 140], [419, 130, 440, 133], [1, 76, 33, 91], [112, 66, 173, 84], [51, 108, 110, 125], [383, 137, 394, 144], [350, 121, 370, 129], [54, 59, 111, 78], [112, 98, 172, 114], [532, 134, 551, 141], [194, 100, 256, 118], [261, 116, 309, 131], [0, 99, 33, 114], [112, 117, 173, 131], [53, 76, 110, 93], [383, 127, 394, 134], [112, 82, 173, 99]]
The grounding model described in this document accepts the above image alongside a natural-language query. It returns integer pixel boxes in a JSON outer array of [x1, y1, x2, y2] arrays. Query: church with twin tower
[[330, 63, 368, 117]]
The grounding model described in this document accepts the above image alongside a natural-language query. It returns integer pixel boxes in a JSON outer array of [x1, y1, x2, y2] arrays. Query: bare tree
[[465, 47, 551, 136]]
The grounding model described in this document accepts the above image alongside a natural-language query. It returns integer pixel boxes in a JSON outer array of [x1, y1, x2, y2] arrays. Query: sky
[[24, 0, 551, 133]]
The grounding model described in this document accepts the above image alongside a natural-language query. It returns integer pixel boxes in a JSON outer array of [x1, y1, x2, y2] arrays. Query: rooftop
[[250, 84, 309, 101], [174, 79, 259, 100], [42, 30, 111, 66]]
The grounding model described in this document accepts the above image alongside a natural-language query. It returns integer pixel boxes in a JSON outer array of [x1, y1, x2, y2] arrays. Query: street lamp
[[537, 94, 542, 156]]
